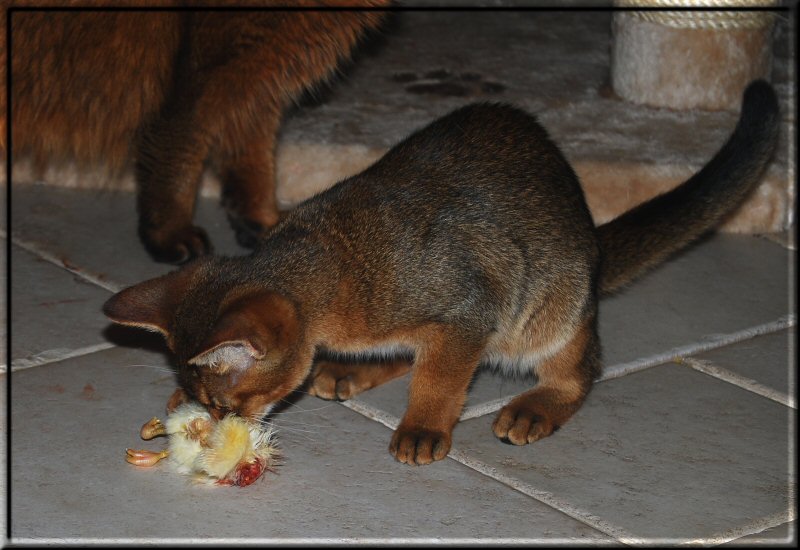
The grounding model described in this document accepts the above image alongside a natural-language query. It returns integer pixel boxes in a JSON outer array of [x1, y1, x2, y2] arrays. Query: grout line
[[5, 342, 117, 373], [7, 232, 123, 293], [2, 233, 123, 373], [340, 398, 640, 544], [598, 314, 796, 382], [343, 397, 795, 546], [339, 398, 401, 431], [758, 232, 796, 251], [678, 508, 795, 546], [446, 448, 645, 544], [460, 397, 513, 421], [460, 314, 796, 420], [676, 357, 795, 409]]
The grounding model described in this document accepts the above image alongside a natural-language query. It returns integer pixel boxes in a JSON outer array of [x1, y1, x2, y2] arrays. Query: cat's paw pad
[[389, 426, 451, 465], [492, 403, 557, 445], [140, 224, 212, 264]]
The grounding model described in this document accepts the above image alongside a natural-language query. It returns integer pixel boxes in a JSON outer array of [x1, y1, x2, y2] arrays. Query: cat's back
[[283, 102, 599, 327], [358, 103, 591, 221], [296, 102, 597, 257]]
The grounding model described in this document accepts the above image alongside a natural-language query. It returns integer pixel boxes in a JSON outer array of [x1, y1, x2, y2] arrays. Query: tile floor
[[2, 5, 797, 544], [2, 184, 795, 545]]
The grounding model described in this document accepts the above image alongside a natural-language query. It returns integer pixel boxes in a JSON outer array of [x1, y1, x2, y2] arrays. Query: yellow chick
[[195, 414, 278, 486], [163, 402, 214, 475], [125, 403, 278, 487]]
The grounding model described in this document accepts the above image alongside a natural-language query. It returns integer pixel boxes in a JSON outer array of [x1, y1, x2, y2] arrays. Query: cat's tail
[[596, 79, 781, 297]]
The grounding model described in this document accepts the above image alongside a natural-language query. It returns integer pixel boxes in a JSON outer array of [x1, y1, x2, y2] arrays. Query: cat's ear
[[102, 263, 202, 337], [188, 292, 298, 372]]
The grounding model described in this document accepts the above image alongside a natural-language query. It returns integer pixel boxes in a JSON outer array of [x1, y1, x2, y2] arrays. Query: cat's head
[[103, 258, 308, 420]]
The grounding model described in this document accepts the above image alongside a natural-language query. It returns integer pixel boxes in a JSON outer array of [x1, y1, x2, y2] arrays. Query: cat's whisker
[[270, 424, 320, 435], [256, 423, 319, 442], [119, 364, 176, 374], [247, 412, 331, 434], [274, 419, 333, 430], [270, 402, 339, 415], [248, 413, 310, 426]]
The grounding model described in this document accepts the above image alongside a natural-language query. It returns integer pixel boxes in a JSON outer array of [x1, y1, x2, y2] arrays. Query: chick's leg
[[140, 417, 167, 440], [125, 448, 169, 467]]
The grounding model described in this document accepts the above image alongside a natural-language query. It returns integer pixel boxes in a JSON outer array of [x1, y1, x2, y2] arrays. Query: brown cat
[[103, 80, 779, 465], [5, 1, 388, 262]]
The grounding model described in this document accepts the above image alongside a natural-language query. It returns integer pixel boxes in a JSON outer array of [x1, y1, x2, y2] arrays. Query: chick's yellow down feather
[[163, 403, 212, 474], [199, 415, 252, 479]]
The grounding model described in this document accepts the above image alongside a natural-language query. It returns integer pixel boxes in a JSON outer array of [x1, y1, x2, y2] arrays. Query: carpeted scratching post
[[611, 0, 779, 110]]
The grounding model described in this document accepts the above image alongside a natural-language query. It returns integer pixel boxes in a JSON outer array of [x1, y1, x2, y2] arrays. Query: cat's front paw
[[492, 401, 557, 445], [228, 216, 272, 249], [389, 425, 451, 465], [140, 224, 212, 264]]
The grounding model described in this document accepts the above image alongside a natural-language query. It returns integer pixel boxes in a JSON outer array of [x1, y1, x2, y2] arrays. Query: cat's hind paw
[[308, 360, 412, 402], [491, 401, 558, 445], [309, 371, 357, 401]]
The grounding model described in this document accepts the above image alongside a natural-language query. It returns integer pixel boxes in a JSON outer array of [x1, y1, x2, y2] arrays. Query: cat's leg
[[308, 359, 412, 401], [216, 115, 282, 249], [201, 10, 386, 250], [492, 316, 599, 445], [135, 11, 385, 260], [389, 325, 485, 465], [135, 109, 213, 263], [134, 49, 281, 261], [136, 80, 279, 260], [166, 387, 193, 413]]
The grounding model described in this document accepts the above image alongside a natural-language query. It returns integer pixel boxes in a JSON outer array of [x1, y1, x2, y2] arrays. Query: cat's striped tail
[[597, 79, 781, 297]]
